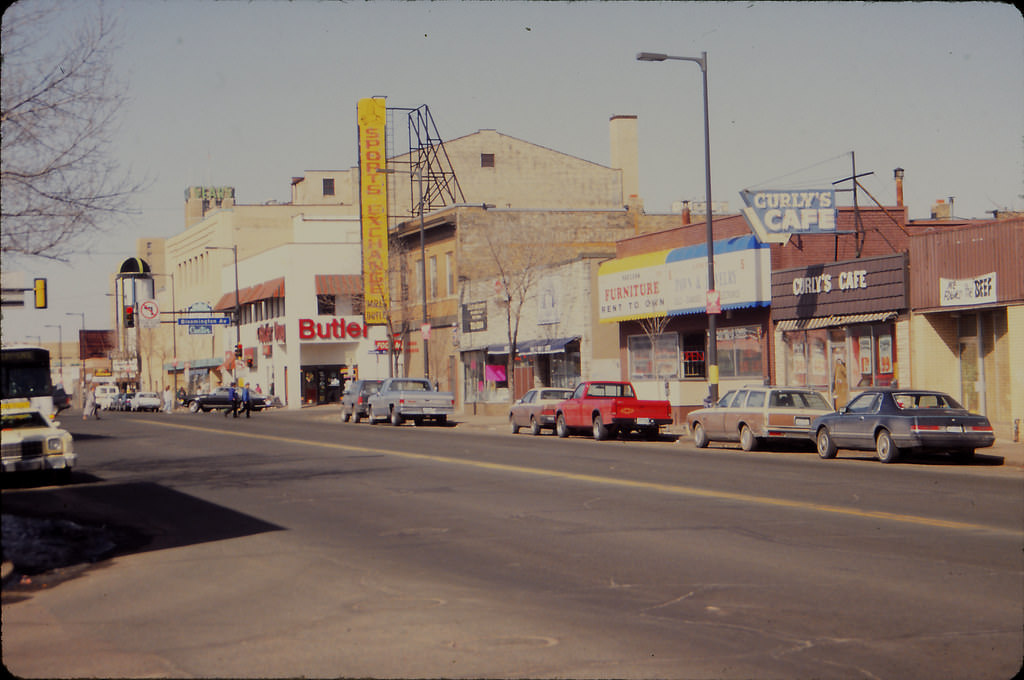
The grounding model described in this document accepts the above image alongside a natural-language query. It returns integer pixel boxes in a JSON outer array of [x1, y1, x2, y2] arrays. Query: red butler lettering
[[299, 318, 369, 340]]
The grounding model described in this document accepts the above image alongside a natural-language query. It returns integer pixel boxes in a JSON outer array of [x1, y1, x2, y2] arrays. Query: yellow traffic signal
[[33, 278, 47, 309]]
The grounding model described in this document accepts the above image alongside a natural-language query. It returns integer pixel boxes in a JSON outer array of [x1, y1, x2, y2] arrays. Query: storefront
[[908, 220, 1023, 440], [463, 337, 581, 403], [771, 253, 908, 407]]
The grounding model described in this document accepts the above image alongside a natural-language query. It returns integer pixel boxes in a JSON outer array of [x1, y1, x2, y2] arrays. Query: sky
[[3, 0, 1022, 347]]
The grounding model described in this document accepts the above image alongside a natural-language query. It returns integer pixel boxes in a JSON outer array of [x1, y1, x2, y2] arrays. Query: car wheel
[[593, 415, 610, 441], [740, 424, 758, 451], [509, 415, 520, 434], [367, 407, 377, 424], [949, 448, 975, 463], [875, 429, 900, 463], [189, 402, 199, 413], [555, 413, 569, 438], [530, 417, 542, 436], [390, 408, 403, 426], [353, 411, 362, 424], [341, 409, 351, 423], [816, 427, 837, 459], [692, 422, 709, 448]]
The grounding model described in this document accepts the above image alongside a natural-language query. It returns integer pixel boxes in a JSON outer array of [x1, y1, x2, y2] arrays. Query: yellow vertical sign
[[358, 97, 389, 325]]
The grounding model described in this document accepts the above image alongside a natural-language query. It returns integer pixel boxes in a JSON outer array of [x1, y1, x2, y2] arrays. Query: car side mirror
[[839, 407, 848, 414]]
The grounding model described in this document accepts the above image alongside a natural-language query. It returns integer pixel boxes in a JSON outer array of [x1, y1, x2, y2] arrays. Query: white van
[[95, 384, 118, 410]]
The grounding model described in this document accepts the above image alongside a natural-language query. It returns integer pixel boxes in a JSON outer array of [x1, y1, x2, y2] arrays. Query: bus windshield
[[1, 346, 55, 419]]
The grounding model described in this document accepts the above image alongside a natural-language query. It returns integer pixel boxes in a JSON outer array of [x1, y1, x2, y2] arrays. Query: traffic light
[[124, 306, 134, 328], [33, 278, 47, 309], [234, 343, 243, 358], [245, 357, 254, 368]]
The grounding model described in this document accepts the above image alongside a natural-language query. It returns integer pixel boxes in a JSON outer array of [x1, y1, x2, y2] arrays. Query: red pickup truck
[[554, 381, 673, 440]]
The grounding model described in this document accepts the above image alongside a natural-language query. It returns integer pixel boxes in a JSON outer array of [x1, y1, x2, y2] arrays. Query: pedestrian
[[225, 382, 238, 418], [83, 384, 101, 420], [241, 382, 252, 418], [163, 385, 174, 413]]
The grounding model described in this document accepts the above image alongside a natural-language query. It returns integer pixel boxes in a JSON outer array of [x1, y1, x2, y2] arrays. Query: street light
[[45, 324, 64, 385], [152, 272, 178, 396], [205, 245, 241, 367], [637, 50, 720, 402], [66, 312, 85, 407]]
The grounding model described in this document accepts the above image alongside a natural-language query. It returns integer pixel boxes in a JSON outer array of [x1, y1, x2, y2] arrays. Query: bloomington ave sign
[[178, 317, 231, 326]]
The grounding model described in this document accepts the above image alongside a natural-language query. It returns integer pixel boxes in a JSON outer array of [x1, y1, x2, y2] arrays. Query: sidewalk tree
[[1, 1, 144, 260]]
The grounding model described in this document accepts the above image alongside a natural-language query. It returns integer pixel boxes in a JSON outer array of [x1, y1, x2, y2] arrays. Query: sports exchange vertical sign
[[358, 98, 389, 325]]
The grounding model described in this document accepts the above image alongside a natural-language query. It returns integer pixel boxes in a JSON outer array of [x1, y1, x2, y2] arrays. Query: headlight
[[46, 436, 64, 453]]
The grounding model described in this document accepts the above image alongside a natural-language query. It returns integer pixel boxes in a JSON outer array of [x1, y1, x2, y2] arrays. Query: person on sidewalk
[[241, 383, 252, 418], [163, 386, 174, 413]]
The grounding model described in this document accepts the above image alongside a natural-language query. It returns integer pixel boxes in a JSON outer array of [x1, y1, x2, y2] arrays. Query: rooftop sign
[[740, 189, 837, 244]]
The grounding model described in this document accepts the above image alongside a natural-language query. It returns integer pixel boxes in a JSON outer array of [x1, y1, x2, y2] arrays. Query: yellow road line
[[142, 419, 1014, 534]]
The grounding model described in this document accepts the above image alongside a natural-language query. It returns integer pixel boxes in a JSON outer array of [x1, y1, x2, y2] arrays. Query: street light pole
[[206, 245, 242, 373], [152, 272, 178, 396], [45, 324, 64, 385], [416, 167, 430, 382], [637, 50, 719, 402], [66, 312, 85, 407]]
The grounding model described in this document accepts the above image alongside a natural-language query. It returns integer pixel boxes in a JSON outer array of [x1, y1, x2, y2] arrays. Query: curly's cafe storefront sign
[[598, 235, 771, 322]]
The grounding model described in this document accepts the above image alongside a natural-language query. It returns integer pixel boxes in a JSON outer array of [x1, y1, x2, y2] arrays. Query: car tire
[[390, 408, 403, 426], [353, 411, 362, 424], [189, 401, 199, 413], [367, 407, 377, 424], [692, 422, 709, 448], [555, 413, 569, 438], [875, 429, 900, 464], [342, 409, 351, 423], [593, 415, 610, 441], [530, 418, 542, 436], [510, 415, 520, 434], [816, 427, 838, 459], [740, 424, 758, 451]]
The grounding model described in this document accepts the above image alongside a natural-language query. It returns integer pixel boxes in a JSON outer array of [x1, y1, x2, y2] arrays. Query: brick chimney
[[893, 167, 904, 207], [681, 200, 692, 225], [610, 115, 640, 210]]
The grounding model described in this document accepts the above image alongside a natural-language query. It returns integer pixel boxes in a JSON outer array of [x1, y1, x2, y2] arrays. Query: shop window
[[785, 323, 896, 397], [682, 333, 706, 378], [717, 326, 764, 379], [628, 333, 679, 380], [317, 294, 335, 316]]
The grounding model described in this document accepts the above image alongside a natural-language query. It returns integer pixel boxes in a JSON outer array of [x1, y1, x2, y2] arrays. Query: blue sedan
[[810, 389, 995, 464]]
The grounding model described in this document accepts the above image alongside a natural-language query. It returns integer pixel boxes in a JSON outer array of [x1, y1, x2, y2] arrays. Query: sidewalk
[[293, 403, 1024, 469]]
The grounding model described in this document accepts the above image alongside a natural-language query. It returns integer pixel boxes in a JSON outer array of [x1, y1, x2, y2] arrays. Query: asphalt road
[[3, 409, 1022, 679]]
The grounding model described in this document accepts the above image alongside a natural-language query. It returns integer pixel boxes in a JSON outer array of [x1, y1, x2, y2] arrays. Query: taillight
[[911, 424, 942, 432], [969, 425, 993, 432]]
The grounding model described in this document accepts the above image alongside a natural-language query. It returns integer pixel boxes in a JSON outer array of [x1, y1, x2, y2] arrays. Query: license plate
[[424, 408, 440, 414], [636, 417, 652, 425], [794, 417, 810, 427], [946, 425, 964, 433]]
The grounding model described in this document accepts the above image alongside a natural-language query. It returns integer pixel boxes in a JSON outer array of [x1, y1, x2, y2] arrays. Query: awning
[[776, 311, 898, 332], [485, 336, 578, 356], [213, 277, 286, 311], [316, 274, 362, 296]]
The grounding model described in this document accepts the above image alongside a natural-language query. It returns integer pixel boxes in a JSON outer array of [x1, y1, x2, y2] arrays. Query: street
[[3, 409, 1022, 679]]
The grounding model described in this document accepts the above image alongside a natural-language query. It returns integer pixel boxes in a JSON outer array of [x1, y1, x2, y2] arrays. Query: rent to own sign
[[358, 97, 389, 325]]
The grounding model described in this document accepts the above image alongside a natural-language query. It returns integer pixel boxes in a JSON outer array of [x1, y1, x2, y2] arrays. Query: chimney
[[681, 200, 691, 225], [893, 167, 904, 207], [610, 115, 640, 210]]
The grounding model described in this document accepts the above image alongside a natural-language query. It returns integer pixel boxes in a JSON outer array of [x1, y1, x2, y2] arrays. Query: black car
[[810, 388, 995, 464], [187, 387, 269, 413], [52, 385, 72, 413], [340, 380, 383, 423]]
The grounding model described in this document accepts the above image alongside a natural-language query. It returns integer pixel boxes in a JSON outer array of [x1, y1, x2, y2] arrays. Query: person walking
[[241, 382, 252, 418], [163, 386, 174, 413], [83, 385, 101, 420], [225, 382, 238, 418]]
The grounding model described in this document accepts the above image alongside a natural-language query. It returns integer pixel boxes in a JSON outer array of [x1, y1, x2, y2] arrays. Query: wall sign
[[940, 272, 997, 307], [771, 253, 907, 321], [740, 189, 837, 244], [299, 317, 369, 341], [462, 301, 488, 333], [358, 97, 389, 325]]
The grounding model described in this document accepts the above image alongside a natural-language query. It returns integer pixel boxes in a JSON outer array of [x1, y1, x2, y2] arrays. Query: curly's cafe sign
[[740, 189, 837, 244]]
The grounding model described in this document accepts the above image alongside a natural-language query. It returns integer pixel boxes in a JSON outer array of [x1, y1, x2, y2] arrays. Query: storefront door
[[958, 330, 980, 413]]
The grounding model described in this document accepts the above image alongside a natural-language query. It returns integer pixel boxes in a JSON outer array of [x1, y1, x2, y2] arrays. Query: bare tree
[[1, 1, 143, 260], [637, 314, 673, 399]]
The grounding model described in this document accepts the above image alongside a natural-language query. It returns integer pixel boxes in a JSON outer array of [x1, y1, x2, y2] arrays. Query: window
[[429, 256, 438, 298], [682, 333, 706, 378], [446, 252, 455, 295], [317, 294, 335, 316], [845, 392, 880, 414], [717, 326, 764, 379], [322, 178, 335, 196], [414, 259, 423, 300], [481, 153, 495, 168], [717, 390, 737, 407], [627, 333, 679, 380], [746, 390, 766, 407]]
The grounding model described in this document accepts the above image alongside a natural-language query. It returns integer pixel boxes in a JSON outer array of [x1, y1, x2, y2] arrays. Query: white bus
[[1, 345, 57, 421]]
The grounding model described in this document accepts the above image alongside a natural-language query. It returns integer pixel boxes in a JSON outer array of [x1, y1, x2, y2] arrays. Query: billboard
[[358, 98, 389, 325], [740, 189, 837, 244]]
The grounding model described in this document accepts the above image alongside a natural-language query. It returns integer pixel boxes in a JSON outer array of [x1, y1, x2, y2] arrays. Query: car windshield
[[2, 411, 50, 429], [893, 392, 962, 409], [770, 391, 831, 409]]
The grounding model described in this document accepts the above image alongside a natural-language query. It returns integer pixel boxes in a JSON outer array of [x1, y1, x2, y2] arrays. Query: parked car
[[810, 388, 995, 464], [554, 381, 672, 440], [187, 387, 269, 413], [509, 388, 573, 435], [111, 392, 133, 411], [367, 378, 455, 426], [1, 406, 76, 476], [131, 391, 162, 412], [686, 386, 834, 451], [341, 380, 383, 423]]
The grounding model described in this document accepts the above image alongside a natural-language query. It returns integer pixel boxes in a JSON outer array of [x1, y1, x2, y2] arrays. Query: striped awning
[[316, 274, 363, 296], [213, 277, 286, 311], [776, 311, 897, 332]]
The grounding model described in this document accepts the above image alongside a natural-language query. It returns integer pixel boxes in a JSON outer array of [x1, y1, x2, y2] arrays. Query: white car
[[1, 407, 76, 475], [131, 392, 162, 411]]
